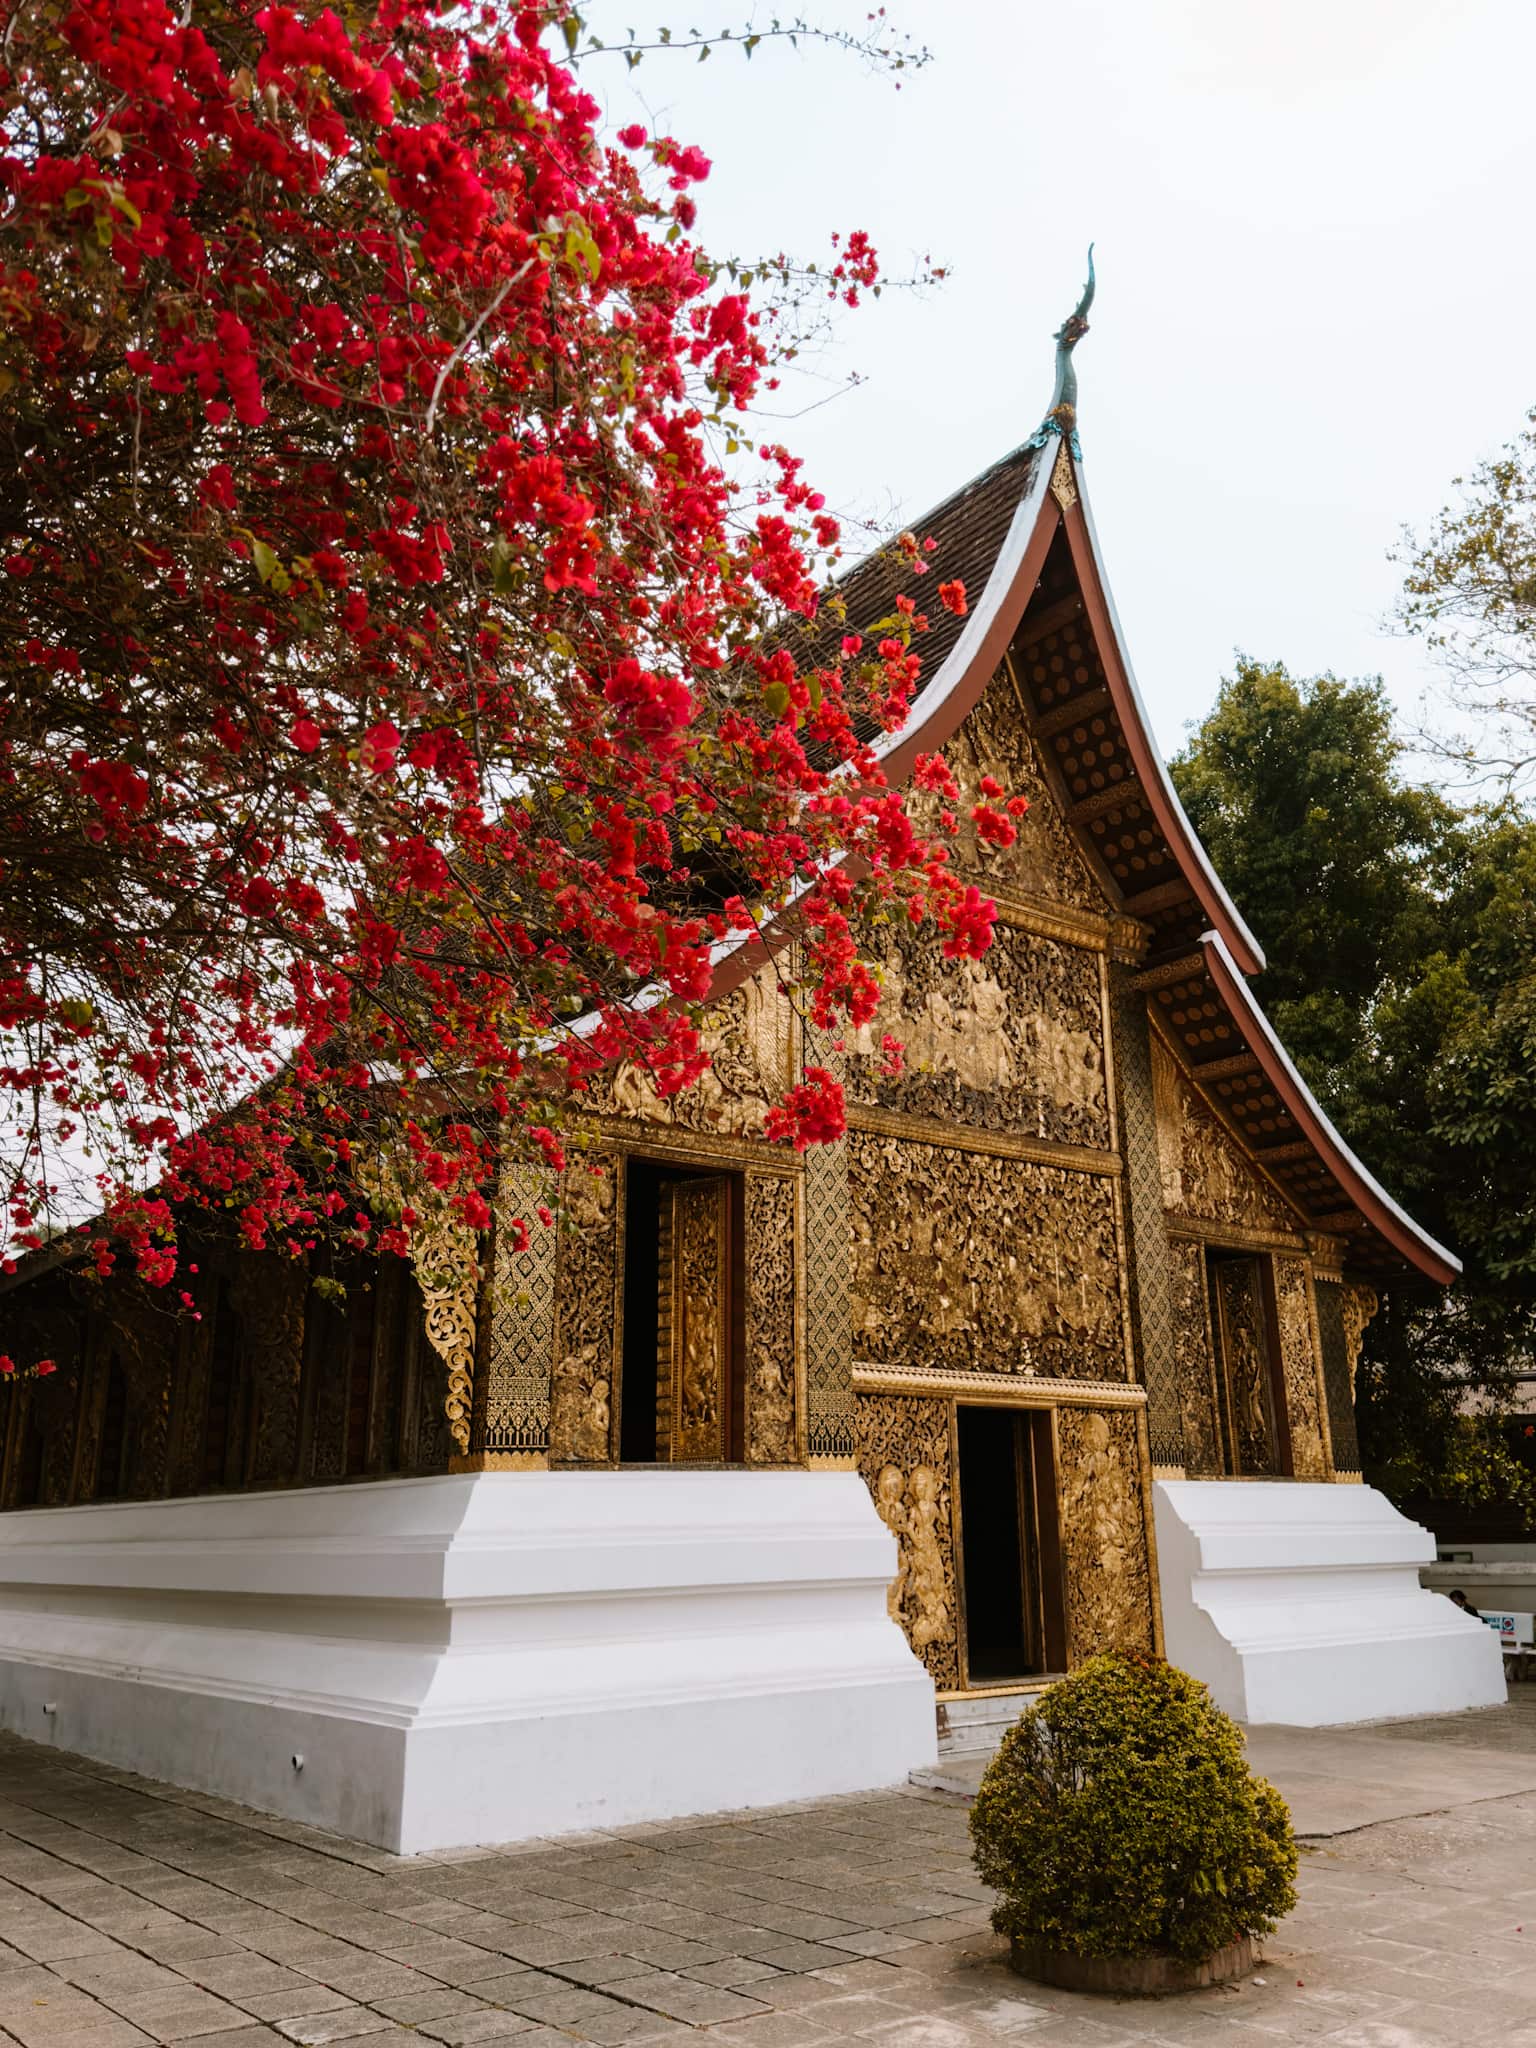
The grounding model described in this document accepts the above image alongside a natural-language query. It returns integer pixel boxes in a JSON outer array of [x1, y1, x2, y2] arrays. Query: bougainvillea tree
[[0, 0, 1008, 1299]]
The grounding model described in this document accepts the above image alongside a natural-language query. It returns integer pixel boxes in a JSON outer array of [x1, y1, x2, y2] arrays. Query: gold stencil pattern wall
[[855, 1394, 958, 1691], [1056, 1407, 1155, 1662], [804, 1027, 857, 1461], [849, 1134, 1122, 1379], [479, 1160, 557, 1463]]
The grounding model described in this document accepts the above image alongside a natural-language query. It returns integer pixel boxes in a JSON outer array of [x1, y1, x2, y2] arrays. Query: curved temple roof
[[706, 426, 1456, 1286]]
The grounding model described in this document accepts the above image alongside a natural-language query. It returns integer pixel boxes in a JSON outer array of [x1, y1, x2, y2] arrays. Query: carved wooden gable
[[920, 666, 1109, 915]]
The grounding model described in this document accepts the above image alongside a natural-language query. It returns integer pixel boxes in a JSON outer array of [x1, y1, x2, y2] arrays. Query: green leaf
[[763, 682, 790, 718]]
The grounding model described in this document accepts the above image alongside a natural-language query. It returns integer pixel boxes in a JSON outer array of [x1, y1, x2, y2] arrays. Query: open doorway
[[619, 1158, 745, 1464], [955, 1405, 1065, 1686]]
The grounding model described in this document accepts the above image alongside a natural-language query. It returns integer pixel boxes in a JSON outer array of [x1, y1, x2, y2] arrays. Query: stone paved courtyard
[[0, 1695, 1534, 2048]]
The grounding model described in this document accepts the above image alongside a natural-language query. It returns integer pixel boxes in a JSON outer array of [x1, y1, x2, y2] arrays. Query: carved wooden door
[[656, 1176, 731, 1463], [1210, 1257, 1284, 1476]]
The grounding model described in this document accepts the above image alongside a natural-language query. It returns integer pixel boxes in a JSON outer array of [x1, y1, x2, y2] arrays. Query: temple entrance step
[[934, 1688, 1040, 1759]]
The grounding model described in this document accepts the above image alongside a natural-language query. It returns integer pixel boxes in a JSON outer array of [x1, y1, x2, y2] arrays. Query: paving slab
[[0, 1690, 1533, 2044]]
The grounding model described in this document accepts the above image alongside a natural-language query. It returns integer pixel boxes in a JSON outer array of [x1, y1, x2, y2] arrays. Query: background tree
[[1398, 407, 1536, 792], [1172, 660, 1536, 1520], [0, 0, 994, 1295]]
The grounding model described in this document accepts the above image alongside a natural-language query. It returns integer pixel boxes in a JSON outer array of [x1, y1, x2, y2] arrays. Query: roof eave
[[1055, 451, 1269, 977], [1200, 930, 1462, 1284]]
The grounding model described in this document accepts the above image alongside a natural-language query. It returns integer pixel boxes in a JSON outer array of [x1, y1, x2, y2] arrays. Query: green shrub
[[969, 1654, 1297, 1963]]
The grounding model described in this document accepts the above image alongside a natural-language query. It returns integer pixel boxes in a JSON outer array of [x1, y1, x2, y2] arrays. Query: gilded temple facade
[[0, 436, 1436, 1713]]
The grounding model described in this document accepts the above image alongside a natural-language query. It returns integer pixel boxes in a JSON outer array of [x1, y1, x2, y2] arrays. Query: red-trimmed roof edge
[[1057, 454, 1266, 975], [1201, 930, 1461, 1283]]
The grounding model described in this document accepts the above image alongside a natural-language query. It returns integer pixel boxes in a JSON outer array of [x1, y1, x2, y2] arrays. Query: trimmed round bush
[[969, 1654, 1298, 1964]]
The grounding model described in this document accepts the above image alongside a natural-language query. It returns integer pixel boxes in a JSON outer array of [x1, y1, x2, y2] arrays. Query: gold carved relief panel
[[589, 974, 792, 1140], [550, 1153, 622, 1463], [1274, 1256, 1327, 1480], [854, 1393, 958, 1690], [850, 1134, 1123, 1380], [1167, 1239, 1224, 1476], [745, 1172, 799, 1463], [657, 1176, 730, 1464], [1056, 1406, 1156, 1664], [1210, 1259, 1281, 1477], [847, 922, 1110, 1151], [1151, 1037, 1298, 1237]]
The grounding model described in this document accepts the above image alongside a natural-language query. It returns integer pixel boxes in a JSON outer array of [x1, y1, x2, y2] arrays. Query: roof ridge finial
[[1028, 245, 1095, 459]]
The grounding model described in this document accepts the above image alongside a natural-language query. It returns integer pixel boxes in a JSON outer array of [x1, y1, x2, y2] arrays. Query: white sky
[[589, 0, 1536, 761]]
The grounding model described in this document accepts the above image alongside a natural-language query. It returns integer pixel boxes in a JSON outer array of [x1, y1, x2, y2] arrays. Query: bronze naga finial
[[1029, 245, 1095, 457]]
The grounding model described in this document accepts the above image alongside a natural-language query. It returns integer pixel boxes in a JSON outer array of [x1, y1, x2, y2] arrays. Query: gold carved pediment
[[1150, 1035, 1298, 1235], [596, 974, 791, 1139]]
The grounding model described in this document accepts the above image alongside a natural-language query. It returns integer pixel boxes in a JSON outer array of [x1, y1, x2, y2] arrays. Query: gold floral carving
[[550, 1154, 621, 1462], [746, 1173, 797, 1462], [1057, 1407, 1155, 1663], [593, 974, 791, 1139], [1166, 1240, 1224, 1476], [1341, 1282, 1380, 1401], [1151, 1036, 1298, 1236], [847, 922, 1110, 1150], [854, 1394, 958, 1688], [412, 1222, 480, 1459], [229, 1258, 307, 1484], [1049, 442, 1079, 512], [1274, 1256, 1327, 1480], [849, 1134, 1123, 1379]]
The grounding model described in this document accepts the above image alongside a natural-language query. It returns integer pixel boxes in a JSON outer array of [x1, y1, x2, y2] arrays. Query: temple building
[[0, 278, 1503, 1852]]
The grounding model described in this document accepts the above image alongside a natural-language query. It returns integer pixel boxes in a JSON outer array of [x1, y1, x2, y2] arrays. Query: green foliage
[[969, 1656, 1297, 1964], [1172, 662, 1536, 1519]]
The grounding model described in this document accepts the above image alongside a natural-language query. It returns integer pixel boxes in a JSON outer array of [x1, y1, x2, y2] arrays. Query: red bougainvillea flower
[[0, 0, 1009, 1293]]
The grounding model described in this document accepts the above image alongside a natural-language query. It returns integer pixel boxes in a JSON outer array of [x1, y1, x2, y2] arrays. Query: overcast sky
[[590, 0, 1536, 763]]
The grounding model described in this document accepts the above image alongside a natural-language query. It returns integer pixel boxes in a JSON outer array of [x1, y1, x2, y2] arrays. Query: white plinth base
[[1153, 1480, 1506, 1726], [0, 1470, 937, 1854]]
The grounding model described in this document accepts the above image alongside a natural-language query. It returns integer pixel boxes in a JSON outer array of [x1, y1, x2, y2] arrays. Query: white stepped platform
[[0, 1470, 937, 1854], [1153, 1480, 1506, 1725], [936, 1689, 1041, 1758]]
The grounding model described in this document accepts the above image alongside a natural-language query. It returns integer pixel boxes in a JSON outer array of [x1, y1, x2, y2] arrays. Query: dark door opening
[[956, 1406, 1065, 1686], [619, 1158, 744, 1464]]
